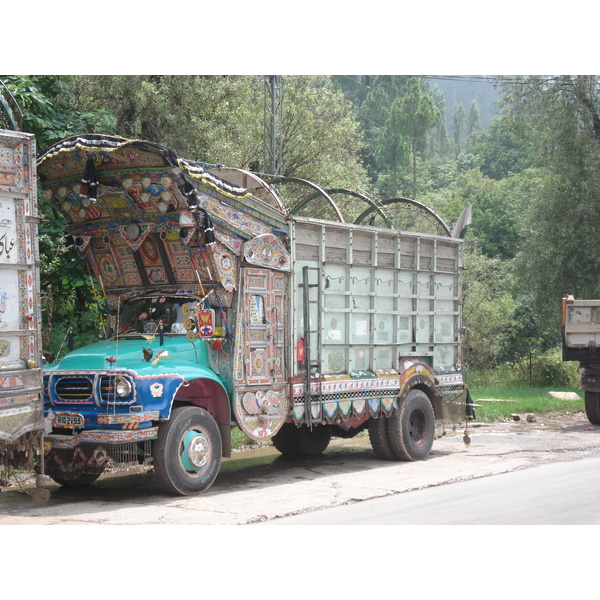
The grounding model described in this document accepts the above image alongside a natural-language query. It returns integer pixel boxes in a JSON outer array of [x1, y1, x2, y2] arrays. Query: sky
[[8, 2, 596, 75]]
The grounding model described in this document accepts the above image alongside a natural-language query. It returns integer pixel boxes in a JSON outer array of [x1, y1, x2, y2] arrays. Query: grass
[[464, 360, 585, 422], [231, 427, 266, 450], [468, 385, 584, 422]]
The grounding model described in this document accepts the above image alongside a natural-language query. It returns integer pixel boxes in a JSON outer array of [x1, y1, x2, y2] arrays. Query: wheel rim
[[409, 409, 428, 446], [180, 429, 211, 476]]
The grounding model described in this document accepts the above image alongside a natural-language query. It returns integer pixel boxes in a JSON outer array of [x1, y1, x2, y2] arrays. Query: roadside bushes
[[466, 347, 579, 388]]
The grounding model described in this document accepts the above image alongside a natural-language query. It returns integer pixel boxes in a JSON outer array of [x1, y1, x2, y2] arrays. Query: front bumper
[[45, 426, 159, 449]]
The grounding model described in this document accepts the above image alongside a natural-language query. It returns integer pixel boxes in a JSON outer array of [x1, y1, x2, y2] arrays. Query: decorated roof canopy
[[37, 134, 290, 306]]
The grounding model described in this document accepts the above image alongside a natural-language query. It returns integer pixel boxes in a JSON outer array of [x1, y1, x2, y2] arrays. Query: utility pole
[[263, 75, 283, 176]]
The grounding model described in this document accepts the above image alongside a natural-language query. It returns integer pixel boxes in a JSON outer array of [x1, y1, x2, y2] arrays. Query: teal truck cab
[[37, 134, 466, 496]]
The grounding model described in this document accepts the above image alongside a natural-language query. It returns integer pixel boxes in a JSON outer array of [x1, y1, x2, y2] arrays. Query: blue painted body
[[43, 335, 228, 431]]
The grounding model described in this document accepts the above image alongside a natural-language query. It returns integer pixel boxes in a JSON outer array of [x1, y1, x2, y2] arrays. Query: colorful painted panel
[[243, 234, 291, 272], [290, 371, 401, 425], [233, 387, 289, 441], [0, 130, 43, 450]]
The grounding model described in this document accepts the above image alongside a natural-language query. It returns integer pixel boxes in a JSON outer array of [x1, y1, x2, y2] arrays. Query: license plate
[[54, 413, 85, 428]]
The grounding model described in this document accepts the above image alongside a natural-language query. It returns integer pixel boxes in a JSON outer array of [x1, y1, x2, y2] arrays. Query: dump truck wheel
[[153, 406, 222, 496], [387, 389, 435, 461], [368, 416, 396, 460], [585, 391, 600, 425], [272, 423, 331, 456]]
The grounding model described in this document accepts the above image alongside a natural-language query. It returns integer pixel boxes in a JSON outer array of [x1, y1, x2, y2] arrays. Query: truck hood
[[45, 336, 209, 375]]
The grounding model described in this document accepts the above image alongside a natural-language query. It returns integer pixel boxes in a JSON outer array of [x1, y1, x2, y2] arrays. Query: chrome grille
[[54, 376, 94, 402], [99, 374, 135, 404], [100, 375, 116, 402]]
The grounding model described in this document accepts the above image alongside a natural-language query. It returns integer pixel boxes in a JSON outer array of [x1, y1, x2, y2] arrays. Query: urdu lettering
[[0, 233, 15, 259]]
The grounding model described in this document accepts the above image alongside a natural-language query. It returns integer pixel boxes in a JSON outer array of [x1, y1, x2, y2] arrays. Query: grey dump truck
[[562, 295, 600, 424]]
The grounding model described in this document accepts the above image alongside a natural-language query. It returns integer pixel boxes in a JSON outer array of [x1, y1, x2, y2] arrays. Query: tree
[[429, 84, 450, 159], [1, 76, 117, 351], [445, 168, 522, 260], [502, 76, 600, 328], [72, 76, 369, 194], [468, 113, 537, 180], [70, 75, 244, 161], [372, 96, 409, 197], [451, 103, 465, 156], [395, 77, 440, 199], [358, 76, 410, 188], [2, 75, 114, 151], [461, 248, 516, 369], [466, 100, 482, 147]]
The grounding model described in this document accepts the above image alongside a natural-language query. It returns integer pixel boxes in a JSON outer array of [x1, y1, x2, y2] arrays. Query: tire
[[48, 470, 104, 487], [387, 389, 435, 461], [46, 449, 105, 487], [585, 391, 600, 425], [272, 423, 331, 456], [153, 406, 222, 496], [368, 416, 396, 460], [271, 423, 301, 455]]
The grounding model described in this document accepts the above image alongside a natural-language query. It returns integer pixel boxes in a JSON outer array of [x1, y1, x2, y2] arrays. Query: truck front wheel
[[153, 406, 222, 496], [48, 470, 104, 487], [387, 389, 435, 461], [585, 391, 600, 425]]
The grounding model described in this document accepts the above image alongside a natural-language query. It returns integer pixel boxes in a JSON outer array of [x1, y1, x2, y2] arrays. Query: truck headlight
[[115, 376, 133, 398]]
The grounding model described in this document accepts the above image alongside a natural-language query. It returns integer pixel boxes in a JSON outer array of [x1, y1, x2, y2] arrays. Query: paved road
[[1, 412, 599, 525], [267, 456, 600, 525]]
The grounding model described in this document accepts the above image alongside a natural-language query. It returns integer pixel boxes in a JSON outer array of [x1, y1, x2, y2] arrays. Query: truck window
[[118, 297, 196, 335]]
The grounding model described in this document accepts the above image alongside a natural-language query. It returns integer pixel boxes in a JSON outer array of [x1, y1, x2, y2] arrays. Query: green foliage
[[500, 76, 600, 331], [2, 75, 115, 150], [450, 169, 522, 259], [46, 310, 102, 358], [395, 77, 440, 198], [468, 114, 537, 180], [517, 348, 580, 387], [467, 347, 579, 388], [358, 76, 440, 198], [461, 248, 516, 370]]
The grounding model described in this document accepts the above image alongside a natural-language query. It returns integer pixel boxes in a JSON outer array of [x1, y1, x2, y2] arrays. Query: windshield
[[117, 296, 197, 336]]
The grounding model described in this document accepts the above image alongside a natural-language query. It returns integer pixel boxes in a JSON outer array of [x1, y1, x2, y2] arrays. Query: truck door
[[242, 267, 286, 385]]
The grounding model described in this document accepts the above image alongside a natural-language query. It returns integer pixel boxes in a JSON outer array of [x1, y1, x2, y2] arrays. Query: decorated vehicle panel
[[0, 129, 44, 476], [37, 133, 467, 496]]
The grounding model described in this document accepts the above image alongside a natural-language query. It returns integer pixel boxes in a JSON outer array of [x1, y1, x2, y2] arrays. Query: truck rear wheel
[[368, 416, 396, 460], [387, 389, 435, 461], [585, 391, 600, 425], [153, 406, 222, 496], [272, 423, 331, 456]]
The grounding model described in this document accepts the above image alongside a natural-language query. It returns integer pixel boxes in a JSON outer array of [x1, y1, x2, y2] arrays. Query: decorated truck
[[0, 129, 45, 484], [562, 295, 600, 425], [37, 134, 466, 496]]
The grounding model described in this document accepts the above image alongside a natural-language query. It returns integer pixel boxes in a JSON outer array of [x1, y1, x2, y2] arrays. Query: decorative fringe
[[80, 157, 98, 200]]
